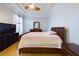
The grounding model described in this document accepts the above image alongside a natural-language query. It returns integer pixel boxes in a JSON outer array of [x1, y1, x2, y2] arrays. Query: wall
[[0, 4, 49, 34], [48, 3, 79, 45], [0, 4, 15, 24], [23, 17, 48, 33]]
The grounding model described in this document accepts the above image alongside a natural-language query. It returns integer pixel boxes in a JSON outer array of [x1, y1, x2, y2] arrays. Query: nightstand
[[30, 29, 42, 32], [62, 43, 79, 56]]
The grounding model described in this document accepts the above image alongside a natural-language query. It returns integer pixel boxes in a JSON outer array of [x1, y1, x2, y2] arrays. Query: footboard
[[19, 47, 62, 55]]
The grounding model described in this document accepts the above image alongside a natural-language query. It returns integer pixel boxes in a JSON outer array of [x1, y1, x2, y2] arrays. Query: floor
[[0, 42, 62, 56], [0, 42, 18, 56]]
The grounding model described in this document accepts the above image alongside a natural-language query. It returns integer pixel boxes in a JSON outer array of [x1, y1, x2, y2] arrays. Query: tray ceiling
[[5, 3, 56, 18]]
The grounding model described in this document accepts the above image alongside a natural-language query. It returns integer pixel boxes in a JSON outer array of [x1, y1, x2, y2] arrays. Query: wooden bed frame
[[19, 27, 65, 55], [51, 27, 65, 43]]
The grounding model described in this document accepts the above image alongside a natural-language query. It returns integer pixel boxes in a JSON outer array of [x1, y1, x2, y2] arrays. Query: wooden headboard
[[51, 27, 65, 43]]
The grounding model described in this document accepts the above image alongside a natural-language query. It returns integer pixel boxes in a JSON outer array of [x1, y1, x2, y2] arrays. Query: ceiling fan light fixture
[[29, 4, 35, 9], [25, 3, 40, 11]]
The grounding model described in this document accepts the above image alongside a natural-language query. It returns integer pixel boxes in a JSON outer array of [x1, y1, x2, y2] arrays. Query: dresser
[[0, 33, 19, 52], [30, 29, 42, 32], [0, 23, 19, 52]]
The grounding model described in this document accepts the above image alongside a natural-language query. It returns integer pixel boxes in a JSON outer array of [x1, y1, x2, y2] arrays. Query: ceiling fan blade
[[25, 6, 29, 9], [34, 6, 40, 11]]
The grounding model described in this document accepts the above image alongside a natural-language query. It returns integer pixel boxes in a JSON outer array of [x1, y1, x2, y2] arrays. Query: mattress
[[18, 32, 63, 50]]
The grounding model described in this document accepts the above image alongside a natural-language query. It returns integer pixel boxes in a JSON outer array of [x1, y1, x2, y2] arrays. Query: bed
[[18, 27, 65, 55]]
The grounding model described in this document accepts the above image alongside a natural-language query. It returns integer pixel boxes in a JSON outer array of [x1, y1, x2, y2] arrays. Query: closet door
[[18, 17, 23, 35], [13, 15, 23, 35]]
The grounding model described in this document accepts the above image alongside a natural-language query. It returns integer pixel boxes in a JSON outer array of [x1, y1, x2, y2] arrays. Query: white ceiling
[[5, 3, 56, 18]]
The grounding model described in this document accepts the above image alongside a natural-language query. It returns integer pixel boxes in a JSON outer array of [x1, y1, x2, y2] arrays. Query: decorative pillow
[[48, 31, 57, 35]]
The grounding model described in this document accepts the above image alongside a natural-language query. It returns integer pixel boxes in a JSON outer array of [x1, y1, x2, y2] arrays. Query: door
[[13, 15, 23, 35]]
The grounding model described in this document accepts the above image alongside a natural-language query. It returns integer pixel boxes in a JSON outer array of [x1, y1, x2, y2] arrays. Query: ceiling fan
[[25, 3, 40, 11]]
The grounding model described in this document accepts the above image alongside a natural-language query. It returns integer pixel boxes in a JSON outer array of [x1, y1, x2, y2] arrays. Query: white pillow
[[48, 31, 57, 35]]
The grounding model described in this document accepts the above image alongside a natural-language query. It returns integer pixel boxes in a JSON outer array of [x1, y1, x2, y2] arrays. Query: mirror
[[33, 22, 40, 29]]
